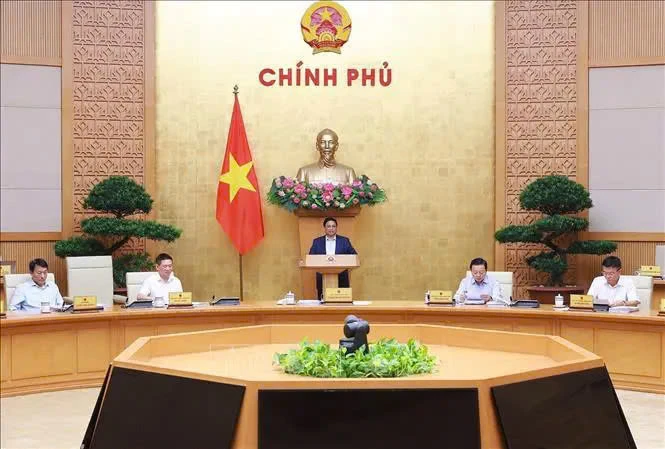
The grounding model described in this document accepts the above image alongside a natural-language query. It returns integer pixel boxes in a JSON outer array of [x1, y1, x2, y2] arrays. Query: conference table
[[1, 301, 663, 397]]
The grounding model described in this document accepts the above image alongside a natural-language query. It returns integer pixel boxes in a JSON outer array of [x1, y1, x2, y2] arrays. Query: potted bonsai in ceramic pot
[[495, 175, 616, 304]]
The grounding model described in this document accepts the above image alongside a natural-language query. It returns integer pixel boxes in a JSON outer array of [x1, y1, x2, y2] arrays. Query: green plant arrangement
[[495, 175, 617, 286], [54, 176, 182, 287], [273, 338, 437, 378], [267, 175, 386, 212]]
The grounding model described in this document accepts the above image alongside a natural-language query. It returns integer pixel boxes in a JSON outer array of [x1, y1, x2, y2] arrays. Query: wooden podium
[[299, 254, 360, 301], [295, 207, 360, 299]]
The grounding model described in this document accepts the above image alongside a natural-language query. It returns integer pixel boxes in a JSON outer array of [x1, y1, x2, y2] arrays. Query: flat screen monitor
[[491, 367, 636, 449], [259, 388, 480, 449]]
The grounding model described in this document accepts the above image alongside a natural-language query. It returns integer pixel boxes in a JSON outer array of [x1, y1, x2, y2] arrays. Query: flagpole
[[233, 84, 244, 302], [239, 253, 244, 302]]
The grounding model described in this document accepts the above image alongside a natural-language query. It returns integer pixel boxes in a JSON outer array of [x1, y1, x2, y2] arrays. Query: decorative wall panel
[[68, 1, 149, 253], [500, 0, 580, 297]]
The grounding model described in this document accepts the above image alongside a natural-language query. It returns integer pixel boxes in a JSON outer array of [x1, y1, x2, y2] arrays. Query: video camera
[[339, 314, 370, 354]]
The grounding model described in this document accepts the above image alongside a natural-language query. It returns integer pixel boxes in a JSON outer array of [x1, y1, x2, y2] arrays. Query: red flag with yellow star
[[216, 94, 264, 254]]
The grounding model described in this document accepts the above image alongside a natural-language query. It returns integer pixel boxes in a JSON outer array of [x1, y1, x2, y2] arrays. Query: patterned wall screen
[[502, 0, 579, 297], [70, 0, 147, 253]]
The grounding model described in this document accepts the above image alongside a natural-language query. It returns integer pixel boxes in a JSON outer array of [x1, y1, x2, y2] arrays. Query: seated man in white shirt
[[453, 257, 507, 304], [136, 253, 183, 304], [587, 256, 640, 307], [10, 258, 64, 311]]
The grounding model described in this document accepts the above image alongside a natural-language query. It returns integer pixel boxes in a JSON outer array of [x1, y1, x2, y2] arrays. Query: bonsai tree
[[55, 176, 182, 287], [495, 175, 616, 286]]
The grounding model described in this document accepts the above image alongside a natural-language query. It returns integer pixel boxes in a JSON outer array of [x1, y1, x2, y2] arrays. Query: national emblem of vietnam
[[301, 1, 351, 54]]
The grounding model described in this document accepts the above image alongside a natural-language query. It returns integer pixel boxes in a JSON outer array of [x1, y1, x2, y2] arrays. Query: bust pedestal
[[295, 207, 360, 299]]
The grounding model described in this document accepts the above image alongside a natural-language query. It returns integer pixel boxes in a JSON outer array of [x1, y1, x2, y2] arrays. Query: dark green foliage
[[112, 253, 154, 288], [494, 225, 543, 243], [568, 240, 618, 255], [55, 176, 182, 287], [520, 175, 593, 216], [495, 175, 616, 286], [84, 176, 153, 218], [532, 215, 588, 233], [526, 253, 568, 286], [82, 217, 181, 242], [54, 236, 107, 257]]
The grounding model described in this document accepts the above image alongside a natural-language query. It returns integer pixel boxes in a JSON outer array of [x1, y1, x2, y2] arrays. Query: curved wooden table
[[1, 301, 664, 396]]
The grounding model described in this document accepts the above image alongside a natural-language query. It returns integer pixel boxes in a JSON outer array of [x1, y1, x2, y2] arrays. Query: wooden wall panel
[[0, 2, 64, 281], [0, 0, 61, 66], [589, 0, 665, 67], [496, 0, 582, 297]]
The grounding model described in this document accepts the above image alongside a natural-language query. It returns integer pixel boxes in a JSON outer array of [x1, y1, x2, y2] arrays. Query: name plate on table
[[324, 288, 353, 303], [428, 290, 453, 305], [168, 292, 193, 308], [570, 294, 594, 310], [659, 298, 665, 316], [639, 265, 661, 277], [73, 296, 102, 313]]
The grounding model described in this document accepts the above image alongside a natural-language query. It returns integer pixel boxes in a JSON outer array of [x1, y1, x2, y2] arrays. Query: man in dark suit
[[309, 217, 357, 300]]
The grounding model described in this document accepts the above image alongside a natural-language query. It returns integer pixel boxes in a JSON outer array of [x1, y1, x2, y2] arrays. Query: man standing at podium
[[309, 217, 357, 300]]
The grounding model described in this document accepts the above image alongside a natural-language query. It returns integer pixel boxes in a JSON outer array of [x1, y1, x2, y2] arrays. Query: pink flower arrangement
[[267, 175, 386, 212]]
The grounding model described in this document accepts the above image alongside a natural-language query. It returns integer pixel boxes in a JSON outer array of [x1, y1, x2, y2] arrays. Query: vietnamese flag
[[216, 93, 264, 254]]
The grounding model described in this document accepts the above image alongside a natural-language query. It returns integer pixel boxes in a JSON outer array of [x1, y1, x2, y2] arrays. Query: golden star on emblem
[[219, 154, 256, 202], [319, 7, 333, 22]]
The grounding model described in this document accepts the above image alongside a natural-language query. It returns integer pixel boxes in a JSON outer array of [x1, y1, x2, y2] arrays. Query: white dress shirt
[[325, 236, 336, 255], [453, 274, 507, 304], [138, 273, 183, 304], [587, 276, 640, 307], [9, 280, 63, 311]]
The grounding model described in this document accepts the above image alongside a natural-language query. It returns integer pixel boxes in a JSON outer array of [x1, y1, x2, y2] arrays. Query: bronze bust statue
[[296, 128, 357, 185]]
